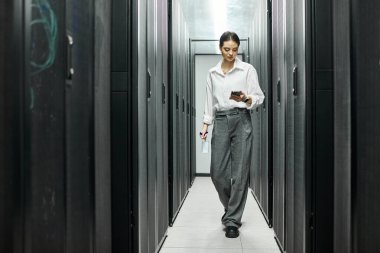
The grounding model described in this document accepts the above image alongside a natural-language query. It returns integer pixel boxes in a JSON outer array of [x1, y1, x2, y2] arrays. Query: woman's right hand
[[200, 124, 209, 140]]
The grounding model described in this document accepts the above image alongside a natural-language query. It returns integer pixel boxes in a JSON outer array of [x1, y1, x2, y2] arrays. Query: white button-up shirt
[[203, 57, 265, 125]]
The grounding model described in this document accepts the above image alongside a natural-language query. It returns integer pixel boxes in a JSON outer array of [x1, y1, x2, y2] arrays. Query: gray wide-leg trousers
[[211, 108, 252, 228]]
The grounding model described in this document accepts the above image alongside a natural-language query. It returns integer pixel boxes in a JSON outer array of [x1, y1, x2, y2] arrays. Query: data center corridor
[[1, 0, 380, 253]]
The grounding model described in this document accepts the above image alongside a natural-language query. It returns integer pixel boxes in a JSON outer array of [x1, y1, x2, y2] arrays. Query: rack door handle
[[277, 79, 281, 104], [67, 34, 74, 79], [263, 90, 266, 111], [162, 83, 166, 104], [293, 65, 298, 96], [147, 70, 151, 99]]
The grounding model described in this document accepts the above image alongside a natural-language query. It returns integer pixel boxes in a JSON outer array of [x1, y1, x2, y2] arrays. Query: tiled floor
[[160, 177, 281, 253]]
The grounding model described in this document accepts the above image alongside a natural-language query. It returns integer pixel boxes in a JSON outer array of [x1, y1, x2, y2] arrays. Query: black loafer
[[225, 226, 239, 238]]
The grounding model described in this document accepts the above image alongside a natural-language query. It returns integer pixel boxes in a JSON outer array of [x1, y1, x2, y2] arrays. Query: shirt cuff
[[246, 95, 255, 110], [203, 115, 214, 125]]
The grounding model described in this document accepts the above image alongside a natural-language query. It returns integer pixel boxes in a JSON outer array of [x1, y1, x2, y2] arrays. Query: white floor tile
[[159, 177, 281, 253], [160, 248, 243, 253], [164, 227, 241, 248], [240, 232, 279, 249], [243, 249, 281, 253]]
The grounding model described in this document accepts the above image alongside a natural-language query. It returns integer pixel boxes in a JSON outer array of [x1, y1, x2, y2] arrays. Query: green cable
[[30, 0, 58, 75]]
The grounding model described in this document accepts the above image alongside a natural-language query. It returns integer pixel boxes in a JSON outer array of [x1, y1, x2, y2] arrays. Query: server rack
[[269, 0, 334, 252], [146, 1, 158, 251], [0, 2, 25, 252], [0, 0, 112, 252], [131, 0, 148, 251], [332, 0, 351, 251], [24, 1, 68, 249], [93, 1, 112, 252], [350, 0, 380, 252], [285, 0, 308, 252], [272, 0, 287, 249], [111, 0, 134, 252], [309, 0, 335, 251], [168, 0, 192, 226], [249, 0, 273, 228], [157, 0, 170, 246], [130, 0, 170, 252], [168, 0, 180, 226]]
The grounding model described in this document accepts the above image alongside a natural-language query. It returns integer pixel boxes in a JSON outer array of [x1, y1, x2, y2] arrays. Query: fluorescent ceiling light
[[209, 0, 227, 52]]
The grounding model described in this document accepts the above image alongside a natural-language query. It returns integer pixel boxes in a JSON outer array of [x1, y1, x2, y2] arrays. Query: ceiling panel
[[178, 0, 257, 39]]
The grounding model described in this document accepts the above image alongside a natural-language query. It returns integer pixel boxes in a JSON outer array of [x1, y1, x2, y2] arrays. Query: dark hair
[[219, 31, 240, 48]]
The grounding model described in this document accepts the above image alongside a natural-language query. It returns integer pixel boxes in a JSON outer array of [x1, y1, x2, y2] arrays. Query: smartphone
[[231, 91, 242, 96]]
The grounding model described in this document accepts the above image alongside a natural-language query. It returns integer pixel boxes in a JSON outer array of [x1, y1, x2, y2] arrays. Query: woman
[[200, 31, 264, 238]]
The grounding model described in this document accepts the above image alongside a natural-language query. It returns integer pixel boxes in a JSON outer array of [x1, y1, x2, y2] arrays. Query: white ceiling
[[178, 0, 257, 39]]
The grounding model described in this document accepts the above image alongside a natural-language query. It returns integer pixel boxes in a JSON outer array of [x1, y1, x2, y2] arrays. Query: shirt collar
[[213, 57, 244, 76]]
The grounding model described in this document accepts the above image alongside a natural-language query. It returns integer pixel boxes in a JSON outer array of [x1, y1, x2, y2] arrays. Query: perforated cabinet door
[[261, 0, 273, 226], [351, 0, 380, 251], [24, 0, 67, 251], [146, 0, 158, 251], [110, 0, 134, 251], [292, 0, 307, 252], [284, 0, 296, 252], [156, 0, 170, 244], [65, 0, 97, 252], [0, 2, 24, 252], [272, 0, 287, 250], [312, 0, 334, 251]]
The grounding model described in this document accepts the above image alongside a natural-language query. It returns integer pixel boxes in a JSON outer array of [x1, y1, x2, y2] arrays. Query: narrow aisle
[[160, 177, 280, 253]]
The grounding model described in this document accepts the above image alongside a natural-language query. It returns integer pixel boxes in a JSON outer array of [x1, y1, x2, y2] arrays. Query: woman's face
[[220, 40, 239, 63]]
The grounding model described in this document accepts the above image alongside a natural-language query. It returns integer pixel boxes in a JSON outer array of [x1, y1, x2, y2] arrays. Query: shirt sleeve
[[246, 66, 265, 110], [203, 72, 214, 125]]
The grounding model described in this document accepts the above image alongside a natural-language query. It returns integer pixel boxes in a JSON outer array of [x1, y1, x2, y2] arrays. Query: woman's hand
[[200, 124, 209, 140], [230, 91, 246, 102], [230, 91, 251, 105]]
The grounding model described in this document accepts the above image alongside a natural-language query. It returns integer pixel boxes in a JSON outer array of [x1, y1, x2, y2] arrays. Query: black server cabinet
[[0, 1, 25, 252], [171, 13, 186, 224], [270, 0, 335, 252], [65, 1, 99, 252], [129, 0, 170, 252], [272, 0, 286, 249], [93, 1, 112, 252], [285, 0, 308, 252], [157, 0, 170, 245], [146, 0, 158, 251], [110, 1, 133, 251], [190, 42, 196, 184], [169, 0, 176, 224], [250, 4, 261, 203], [0, 0, 111, 252], [178, 32, 184, 216], [168, 0, 175, 224], [179, 29, 187, 202], [251, 105, 262, 201], [284, 1, 296, 251], [24, 1, 68, 251], [131, 0, 149, 251], [182, 35, 190, 196], [351, 0, 380, 252], [309, 0, 334, 251], [168, 0, 191, 225], [250, 5, 262, 207], [249, 0, 273, 227], [282, 0, 309, 252], [332, 0, 351, 251], [262, 0, 273, 227]]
